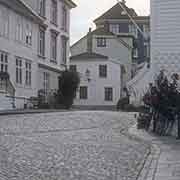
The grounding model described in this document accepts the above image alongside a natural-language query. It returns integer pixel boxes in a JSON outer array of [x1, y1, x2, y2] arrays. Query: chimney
[[121, 0, 126, 4], [87, 28, 93, 53]]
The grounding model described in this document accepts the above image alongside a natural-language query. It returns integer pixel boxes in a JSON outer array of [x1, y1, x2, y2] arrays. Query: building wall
[[151, 0, 180, 74], [0, 0, 73, 109], [70, 59, 122, 107], [105, 20, 150, 64], [0, 4, 39, 98], [71, 34, 133, 82]]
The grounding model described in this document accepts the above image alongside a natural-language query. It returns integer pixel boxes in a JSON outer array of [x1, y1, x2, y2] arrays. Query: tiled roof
[[70, 52, 108, 60], [94, 3, 137, 23]]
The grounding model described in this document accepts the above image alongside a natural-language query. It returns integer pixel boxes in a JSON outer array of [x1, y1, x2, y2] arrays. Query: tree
[[58, 70, 80, 109]]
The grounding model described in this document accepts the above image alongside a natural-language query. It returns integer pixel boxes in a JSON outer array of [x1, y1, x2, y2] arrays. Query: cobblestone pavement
[[130, 125, 180, 180], [0, 111, 150, 180]]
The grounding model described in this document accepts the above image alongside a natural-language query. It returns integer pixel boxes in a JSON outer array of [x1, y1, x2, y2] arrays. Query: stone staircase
[[0, 92, 15, 110], [0, 72, 15, 110]]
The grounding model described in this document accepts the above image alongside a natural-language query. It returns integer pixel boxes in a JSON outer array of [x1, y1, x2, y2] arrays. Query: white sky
[[70, 0, 150, 45]]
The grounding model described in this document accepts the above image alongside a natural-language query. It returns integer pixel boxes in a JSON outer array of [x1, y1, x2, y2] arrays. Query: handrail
[[0, 78, 15, 96]]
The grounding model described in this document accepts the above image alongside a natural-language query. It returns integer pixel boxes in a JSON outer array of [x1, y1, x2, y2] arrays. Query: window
[[15, 15, 23, 41], [25, 61, 31, 86], [99, 65, 107, 78], [62, 6, 67, 31], [97, 37, 106, 47], [143, 24, 150, 33], [25, 23, 32, 45], [105, 87, 113, 101], [39, 0, 45, 17], [39, 27, 45, 56], [0, 7, 9, 37], [80, 86, 88, 99], [51, 0, 57, 24], [133, 48, 138, 58], [43, 72, 50, 95], [144, 42, 150, 57], [61, 36, 67, 64], [69, 65, 77, 72], [51, 32, 57, 61], [109, 24, 120, 34], [129, 24, 138, 38], [0, 52, 8, 72], [16, 58, 22, 84]]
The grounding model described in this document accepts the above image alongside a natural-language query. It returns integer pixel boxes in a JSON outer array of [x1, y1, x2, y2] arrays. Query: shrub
[[58, 70, 80, 109]]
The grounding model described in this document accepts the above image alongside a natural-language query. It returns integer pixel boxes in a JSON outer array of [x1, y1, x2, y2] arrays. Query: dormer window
[[97, 37, 106, 47], [109, 24, 120, 34]]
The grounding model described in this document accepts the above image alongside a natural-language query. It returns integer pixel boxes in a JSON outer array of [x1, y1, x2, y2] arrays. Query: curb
[[0, 109, 73, 116], [129, 124, 161, 180]]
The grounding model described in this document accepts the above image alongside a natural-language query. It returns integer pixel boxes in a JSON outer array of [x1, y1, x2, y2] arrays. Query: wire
[[116, 0, 147, 40]]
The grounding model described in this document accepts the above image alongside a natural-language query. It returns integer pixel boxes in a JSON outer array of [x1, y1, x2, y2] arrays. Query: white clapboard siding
[[151, 0, 180, 73]]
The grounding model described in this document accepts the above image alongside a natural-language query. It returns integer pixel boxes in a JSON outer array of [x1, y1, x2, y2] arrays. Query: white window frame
[[25, 60, 32, 86], [25, 22, 32, 46], [129, 24, 138, 38], [15, 15, 23, 42], [43, 72, 50, 95], [61, 36, 67, 65], [62, 5, 68, 31], [0, 7, 9, 38], [16, 57, 22, 84], [38, 27, 45, 57], [51, 0, 57, 25], [110, 24, 120, 34], [0, 51, 8, 72], [97, 37, 106, 47], [51, 32, 57, 62], [104, 87, 113, 101]]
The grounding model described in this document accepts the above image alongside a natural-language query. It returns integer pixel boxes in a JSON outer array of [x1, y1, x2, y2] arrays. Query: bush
[[58, 70, 80, 109]]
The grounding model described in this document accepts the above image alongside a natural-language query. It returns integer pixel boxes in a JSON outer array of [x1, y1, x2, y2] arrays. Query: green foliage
[[58, 70, 80, 109]]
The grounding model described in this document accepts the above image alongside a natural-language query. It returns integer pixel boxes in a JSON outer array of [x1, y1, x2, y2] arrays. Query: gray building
[[94, 2, 150, 65]]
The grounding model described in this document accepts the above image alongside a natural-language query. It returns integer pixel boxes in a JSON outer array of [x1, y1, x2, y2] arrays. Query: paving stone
[[0, 111, 149, 180]]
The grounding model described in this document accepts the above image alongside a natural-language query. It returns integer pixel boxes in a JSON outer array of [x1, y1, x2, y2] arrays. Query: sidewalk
[[130, 125, 180, 180]]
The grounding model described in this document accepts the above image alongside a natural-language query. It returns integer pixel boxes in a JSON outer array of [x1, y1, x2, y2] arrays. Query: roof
[[0, 0, 45, 25], [70, 52, 108, 60], [94, 2, 137, 23], [64, 0, 77, 8]]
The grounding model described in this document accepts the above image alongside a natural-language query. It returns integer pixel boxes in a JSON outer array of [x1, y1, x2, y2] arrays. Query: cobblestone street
[[0, 111, 150, 180]]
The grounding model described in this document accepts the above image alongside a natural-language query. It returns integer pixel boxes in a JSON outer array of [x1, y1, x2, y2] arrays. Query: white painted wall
[[71, 34, 133, 82], [70, 59, 122, 107], [0, 0, 73, 109]]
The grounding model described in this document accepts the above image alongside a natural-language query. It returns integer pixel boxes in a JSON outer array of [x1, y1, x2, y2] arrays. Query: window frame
[[51, 0, 58, 25], [0, 52, 8, 73], [62, 5, 68, 31], [99, 65, 107, 78], [80, 86, 88, 100], [16, 57, 22, 84], [97, 37, 106, 47], [104, 87, 113, 101], [38, 27, 45, 57], [50, 32, 57, 62], [25, 60, 32, 87], [61, 36, 67, 65]]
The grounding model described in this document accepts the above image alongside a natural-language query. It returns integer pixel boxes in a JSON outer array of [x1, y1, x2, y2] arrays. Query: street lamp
[[85, 69, 91, 82]]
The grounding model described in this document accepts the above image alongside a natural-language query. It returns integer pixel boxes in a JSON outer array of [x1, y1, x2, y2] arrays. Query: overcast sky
[[70, 0, 150, 45]]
